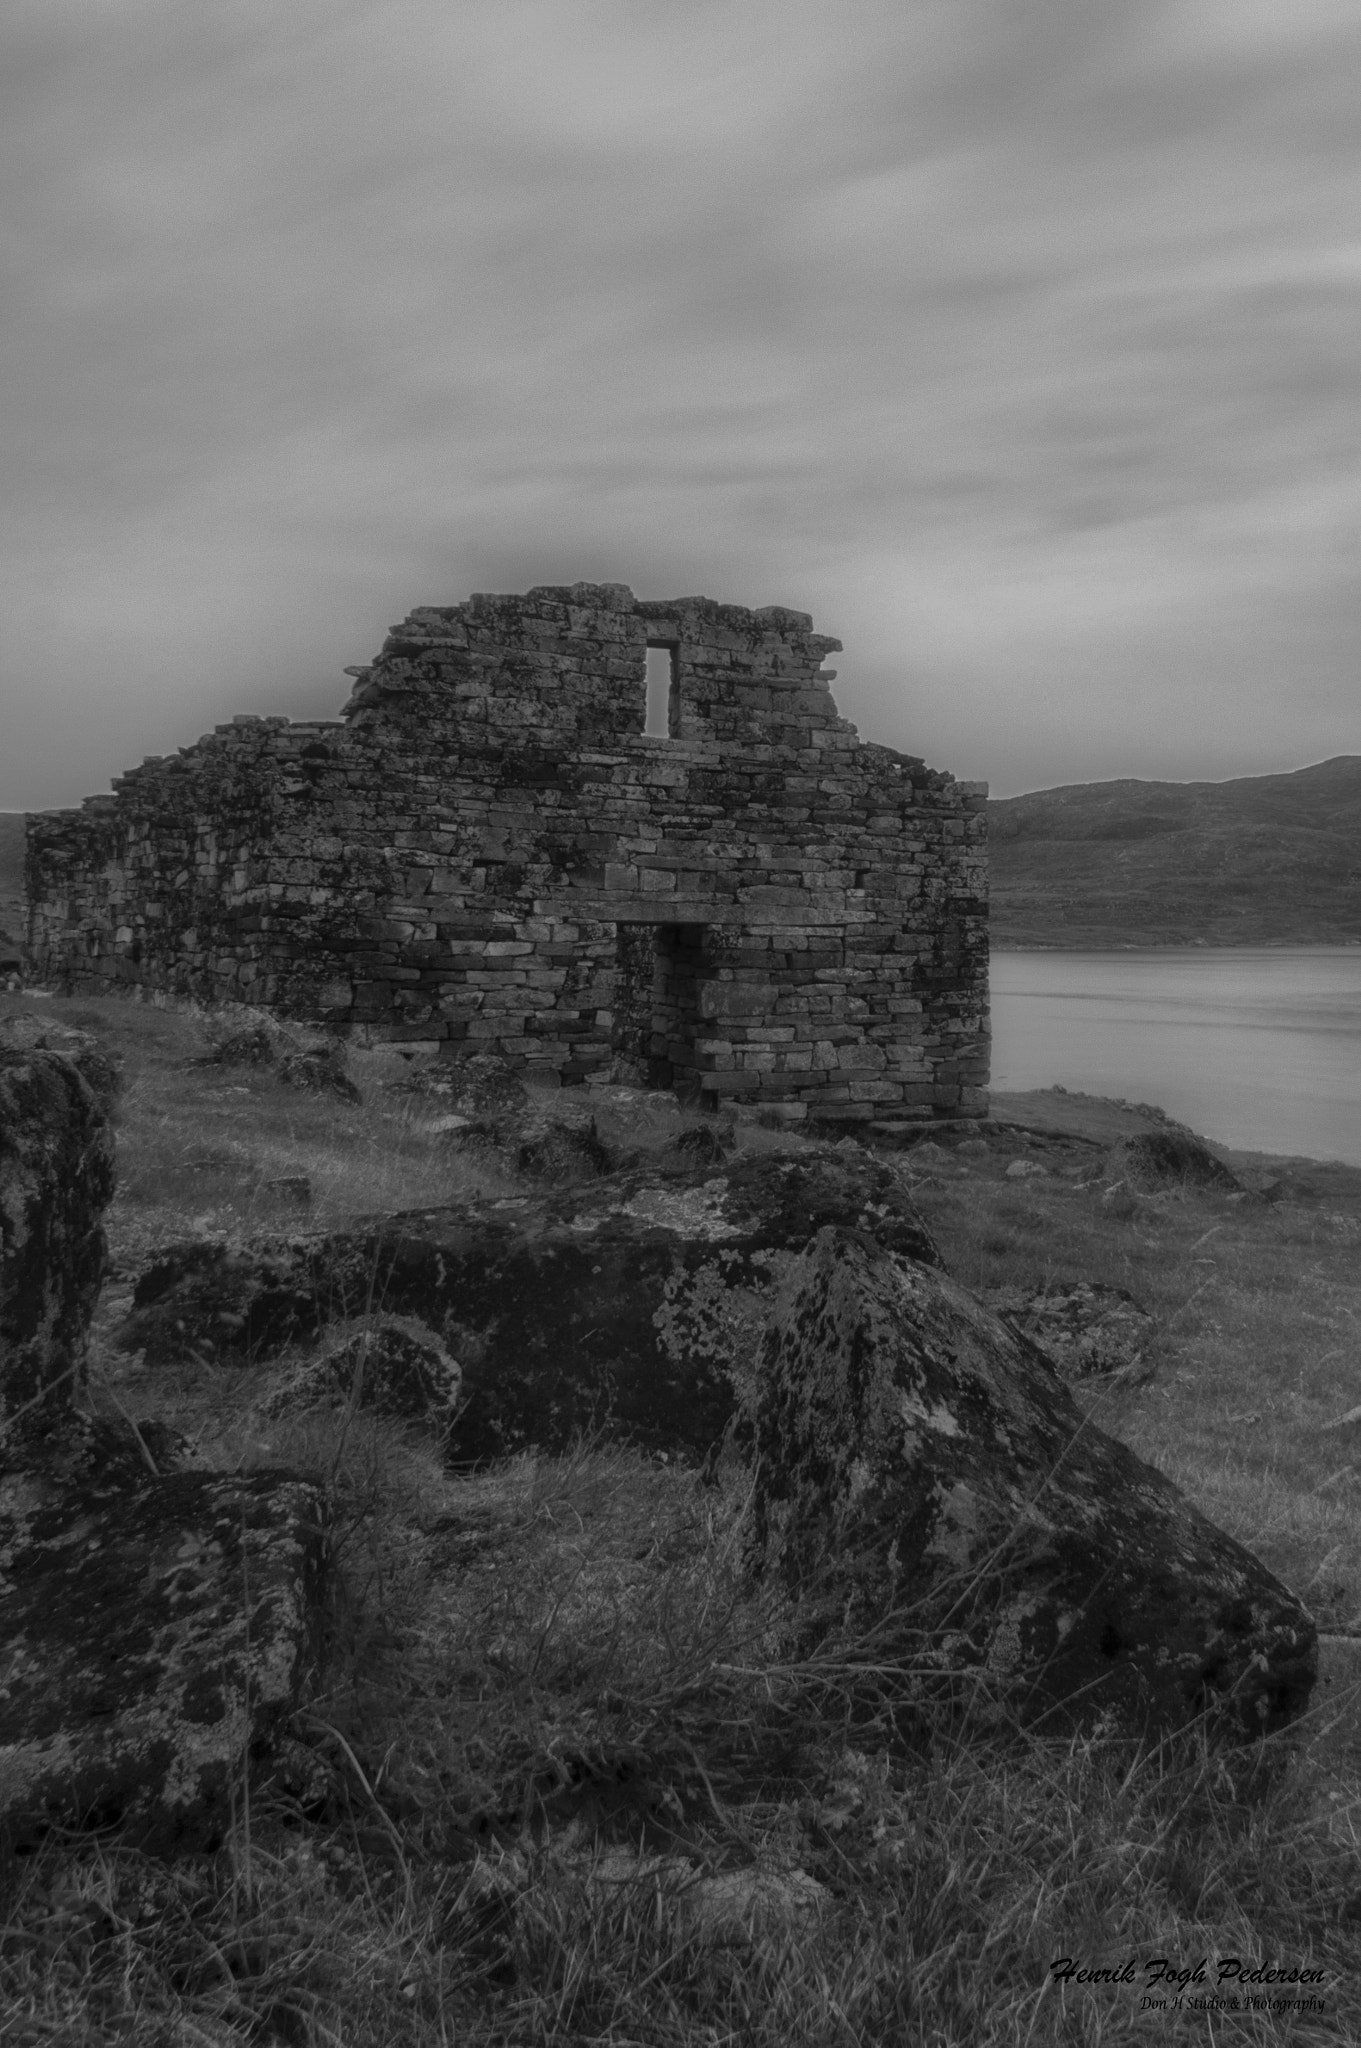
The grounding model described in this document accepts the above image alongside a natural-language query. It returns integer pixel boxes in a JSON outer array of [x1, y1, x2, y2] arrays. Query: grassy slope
[[5, 993, 1361, 2043], [989, 755, 1361, 947]]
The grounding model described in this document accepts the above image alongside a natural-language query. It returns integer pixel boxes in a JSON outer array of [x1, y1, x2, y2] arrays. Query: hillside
[[988, 755, 1361, 947]]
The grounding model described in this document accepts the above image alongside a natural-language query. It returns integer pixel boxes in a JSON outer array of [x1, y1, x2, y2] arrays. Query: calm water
[[990, 948, 1361, 1165]]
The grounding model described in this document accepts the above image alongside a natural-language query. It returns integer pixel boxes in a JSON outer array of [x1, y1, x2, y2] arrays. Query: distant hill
[[0, 814, 26, 961], [988, 757, 1361, 947], [0, 813, 25, 899]]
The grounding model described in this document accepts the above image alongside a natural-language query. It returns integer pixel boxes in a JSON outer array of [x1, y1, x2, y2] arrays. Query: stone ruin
[[25, 583, 989, 1125]]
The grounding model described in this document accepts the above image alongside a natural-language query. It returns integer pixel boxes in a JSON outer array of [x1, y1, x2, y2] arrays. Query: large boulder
[[0, 1035, 116, 1429], [750, 1229, 1316, 1739], [0, 1432, 327, 1852], [119, 1149, 941, 1464], [0, 1031, 328, 1850]]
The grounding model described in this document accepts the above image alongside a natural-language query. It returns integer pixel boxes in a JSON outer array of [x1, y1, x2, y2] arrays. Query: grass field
[[5, 990, 1361, 2045]]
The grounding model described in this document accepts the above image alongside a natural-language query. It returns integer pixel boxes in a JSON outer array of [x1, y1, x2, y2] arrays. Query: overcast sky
[[2, 0, 1358, 810]]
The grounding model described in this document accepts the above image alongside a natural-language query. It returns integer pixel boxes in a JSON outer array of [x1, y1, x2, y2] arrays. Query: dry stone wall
[[27, 583, 989, 1123]]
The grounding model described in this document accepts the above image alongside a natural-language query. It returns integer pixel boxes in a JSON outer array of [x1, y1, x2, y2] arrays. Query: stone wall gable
[[26, 583, 989, 1123]]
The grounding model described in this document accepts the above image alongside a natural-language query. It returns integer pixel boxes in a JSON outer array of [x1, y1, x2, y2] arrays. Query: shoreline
[[992, 939, 1361, 952], [990, 1085, 1361, 1183]]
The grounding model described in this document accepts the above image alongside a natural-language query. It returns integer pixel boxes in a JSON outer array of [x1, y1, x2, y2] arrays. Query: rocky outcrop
[[119, 1149, 940, 1464], [750, 1229, 1316, 1738], [0, 1030, 328, 1850], [0, 1443, 326, 1852], [0, 1031, 117, 1431]]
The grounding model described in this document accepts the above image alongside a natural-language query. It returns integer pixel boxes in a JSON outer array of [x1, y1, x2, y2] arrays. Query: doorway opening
[[612, 921, 708, 1091]]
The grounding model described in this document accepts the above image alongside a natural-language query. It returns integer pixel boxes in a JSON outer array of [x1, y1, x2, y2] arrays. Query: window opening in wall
[[644, 643, 680, 738]]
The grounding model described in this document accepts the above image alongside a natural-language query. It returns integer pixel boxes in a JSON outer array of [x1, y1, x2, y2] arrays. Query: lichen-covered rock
[[277, 1045, 360, 1102], [193, 1023, 277, 1067], [0, 1022, 329, 1852], [430, 1051, 531, 1120], [123, 1238, 326, 1365], [982, 1280, 1154, 1380], [751, 1229, 1315, 1738], [254, 1314, 461, 1439], [671, 1122, 737, 1168], [445, 1106, 616, 1183], [0, 1040, 117, 1430], [1110, 1130, 1241, 1192], [0, 1449, 327, 1851], [120, 1149, 940, 1463]]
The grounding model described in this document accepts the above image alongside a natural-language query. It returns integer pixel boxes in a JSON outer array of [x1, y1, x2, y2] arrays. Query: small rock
[[1110, 1130, 1240, 1193], [434, 1051, 530, 1120], [514, 1114, 614, 1181], [264, 1175, 313, 1206], [673, 1122, 736, 1166], [680, 1865, 829, 1944], [984, 1280, 1153, 1380], [194, 1025, 276, 1068], [254, 1315, 461, 1440], [278, 1047, 361, 1103], [1319, 1404, 1361, 1434]]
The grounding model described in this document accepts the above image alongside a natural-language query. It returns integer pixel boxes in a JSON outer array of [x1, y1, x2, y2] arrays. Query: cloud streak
[[2, 0, 1358, 805]]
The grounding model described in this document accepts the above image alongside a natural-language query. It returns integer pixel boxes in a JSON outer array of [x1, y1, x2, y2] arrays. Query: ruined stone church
[[26, 582, 989, 1124]]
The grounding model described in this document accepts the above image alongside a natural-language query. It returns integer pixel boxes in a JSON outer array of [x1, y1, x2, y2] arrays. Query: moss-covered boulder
[[751, 1228, 1316, 1739], [0, 1030, 328, 1851], [120, 1148, 940, 1464], [0, 1429, 327, 1852]]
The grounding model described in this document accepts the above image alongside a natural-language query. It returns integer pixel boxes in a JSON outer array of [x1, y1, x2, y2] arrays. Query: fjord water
[[990, 947, 1361, 1165]]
